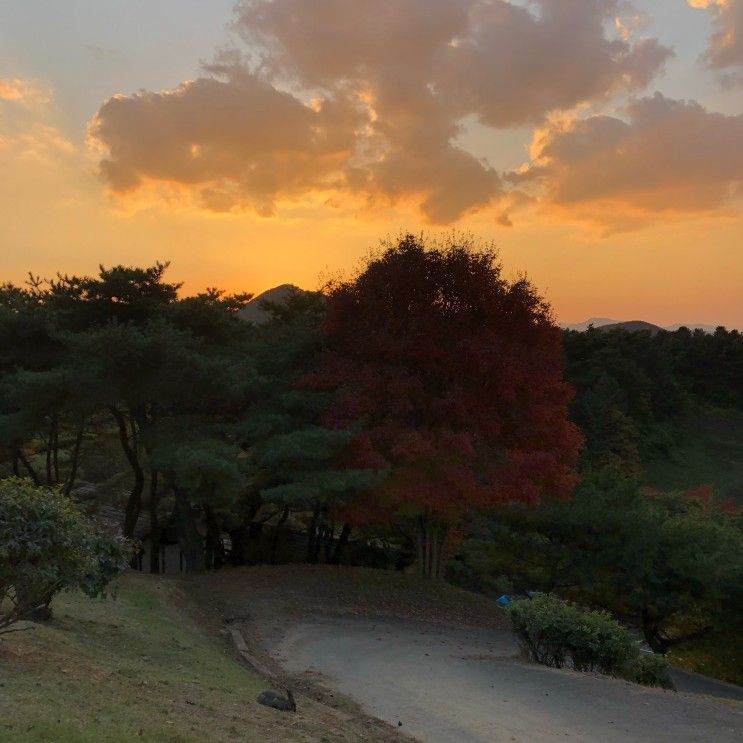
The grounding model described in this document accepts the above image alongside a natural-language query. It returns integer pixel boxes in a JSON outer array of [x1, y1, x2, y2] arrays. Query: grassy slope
[[0, 573, 382, 743], [642, 408, 743, 503], [668, 624, 743, 687]]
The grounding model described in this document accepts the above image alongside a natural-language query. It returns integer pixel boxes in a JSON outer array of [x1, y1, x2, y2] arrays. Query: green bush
[[626, 652, 675, 689], [506, 593, 674, 689], [0, 477, 130, 633]]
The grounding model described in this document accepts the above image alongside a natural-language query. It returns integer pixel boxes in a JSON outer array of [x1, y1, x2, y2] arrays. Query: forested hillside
[[565, 326, 743, 502]]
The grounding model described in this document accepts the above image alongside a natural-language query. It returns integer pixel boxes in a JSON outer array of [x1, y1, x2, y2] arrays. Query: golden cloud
[[0, 76, 74, 165], [89, 67, 365, 217], [90, 0, 669, 224], [0, 77, 50, 105], [510, 93, 743, 231]]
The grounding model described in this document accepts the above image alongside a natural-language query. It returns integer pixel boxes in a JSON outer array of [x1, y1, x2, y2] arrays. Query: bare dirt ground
[[189, 565, 743, 743]]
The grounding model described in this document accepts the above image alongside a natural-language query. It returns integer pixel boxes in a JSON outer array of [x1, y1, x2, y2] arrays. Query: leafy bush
[[506, 593, 674, 688], [625, 652, 675, 689], [0, 477, 130, 633]]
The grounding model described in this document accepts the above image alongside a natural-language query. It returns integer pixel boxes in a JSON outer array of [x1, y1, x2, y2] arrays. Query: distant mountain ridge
[[242, 289, 724, 333], [238, 284, 303, 324], [562, 318, 721, 333], [598, 320, 664, 334], [562, 317, 619, 332]]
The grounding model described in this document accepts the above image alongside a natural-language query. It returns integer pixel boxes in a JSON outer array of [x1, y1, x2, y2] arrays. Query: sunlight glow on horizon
[[1, 0, 742, 329]]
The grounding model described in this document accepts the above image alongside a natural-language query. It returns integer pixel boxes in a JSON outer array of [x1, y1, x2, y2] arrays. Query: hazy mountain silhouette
[[664, 322, 720, 332], [238, 284, 303, 324], [562, 317, 619, 332], [597, 320, 663, 334], [563, 318, 721, 333]]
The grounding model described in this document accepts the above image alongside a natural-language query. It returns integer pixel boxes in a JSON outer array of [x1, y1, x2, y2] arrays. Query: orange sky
[[1, 1, 742, 328]]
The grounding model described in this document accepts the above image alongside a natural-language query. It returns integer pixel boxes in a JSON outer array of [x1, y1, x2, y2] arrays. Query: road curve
[[272, 618, 743, 743]]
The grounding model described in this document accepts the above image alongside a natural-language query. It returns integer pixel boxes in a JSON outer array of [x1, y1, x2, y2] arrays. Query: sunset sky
[[1, 0, 742, 327]]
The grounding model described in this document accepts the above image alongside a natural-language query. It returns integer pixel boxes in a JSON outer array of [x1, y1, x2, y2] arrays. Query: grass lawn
[[0, 572, 385, 742], [669, 625, 743, 688], [643, 408, 743, 503]]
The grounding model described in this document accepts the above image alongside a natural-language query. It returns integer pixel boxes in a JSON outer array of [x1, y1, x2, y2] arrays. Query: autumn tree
[[317, 234, 582, 577]]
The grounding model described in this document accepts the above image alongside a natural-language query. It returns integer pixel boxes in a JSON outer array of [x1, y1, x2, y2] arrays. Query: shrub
[[625, 652, 675, 690], [0, 477, 130, 633], [506, 593, 674, 688]]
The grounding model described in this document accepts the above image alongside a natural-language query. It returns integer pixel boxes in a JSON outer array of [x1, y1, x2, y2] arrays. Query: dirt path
[[189, 566, 743, 743], [273, 618, 742, 743]]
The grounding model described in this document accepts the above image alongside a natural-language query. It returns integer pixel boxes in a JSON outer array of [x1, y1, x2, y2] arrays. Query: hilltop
[[598, 320, 664, 334], [238, 284, 304, 324], [563, 318, 721, 333]]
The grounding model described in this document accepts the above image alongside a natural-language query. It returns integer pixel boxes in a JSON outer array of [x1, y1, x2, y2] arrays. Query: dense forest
[[565, 323, 743, 496], [1, 235, 741, 677]]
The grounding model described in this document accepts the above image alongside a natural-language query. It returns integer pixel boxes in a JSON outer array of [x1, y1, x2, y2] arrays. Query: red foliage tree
[[318, 234, 583, 577]]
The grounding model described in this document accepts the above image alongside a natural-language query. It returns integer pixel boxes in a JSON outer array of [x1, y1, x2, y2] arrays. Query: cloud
[[511, 93, 743, 230], [0, 124, 75, 163], [0, 76, 74, 164], [89, 65, 364, 216], [0, 76, 50, 105], [435, 0, 670, 128], [91, 0, 669, 223], [237, 0, 669, 127], [690, 0, 743, 84]]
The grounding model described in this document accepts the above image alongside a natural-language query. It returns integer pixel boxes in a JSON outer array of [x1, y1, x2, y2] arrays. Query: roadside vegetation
[[506, 593, 674, 689]]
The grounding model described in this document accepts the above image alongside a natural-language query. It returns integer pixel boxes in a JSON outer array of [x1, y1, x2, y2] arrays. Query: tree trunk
[[416, 517, 424, 573], [313, 524, 328, 564], [306, 506, 320, 563], [16, 447, 40, 485], [148, 470, 160, 573], [11, 450, 19, 477], [330, 523, 352, 564], [434, 524, 449, 579], [270, 508, 289, 565], [203, 505, 223, 570], [641, 607, 668, 653], [174, 488, 204, 573], [45, 414, 55, 485], [226, 498, 261, 566], [416, 517, 449, 579], [14, 583, 55, 622], [641, 606, 710, 652], [110, 406, 144, 538], [228, 522, 248, 566], [64, 424, 84, 497], [52, 415, 60, 485], [325, 525, 334, 562]]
